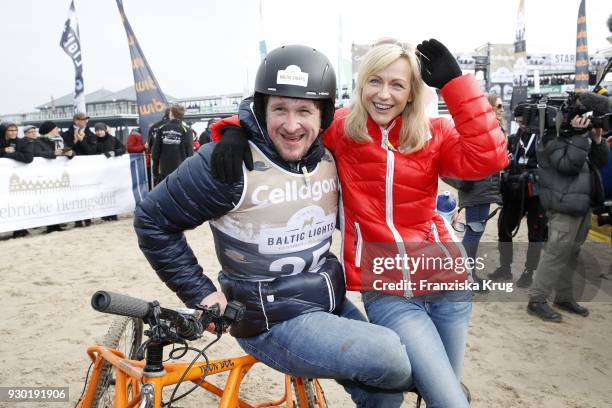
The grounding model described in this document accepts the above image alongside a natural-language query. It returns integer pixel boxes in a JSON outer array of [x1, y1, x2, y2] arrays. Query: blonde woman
[[487, 93, 507, 135], [211, 39, 508, 406]]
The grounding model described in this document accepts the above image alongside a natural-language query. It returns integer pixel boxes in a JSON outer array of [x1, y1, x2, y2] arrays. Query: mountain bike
[[76, 291, 326, 408]]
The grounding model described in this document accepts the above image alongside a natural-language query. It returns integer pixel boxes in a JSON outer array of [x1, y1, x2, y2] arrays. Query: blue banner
[[116, 0, 169, 141], [59, 0, 86, 114], [575, 0, 589, 93]]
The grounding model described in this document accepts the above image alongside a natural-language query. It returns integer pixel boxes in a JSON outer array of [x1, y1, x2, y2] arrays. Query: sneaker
[[74, 220, 83, 228], [527, 301, 562, 322], [84, 219, 92, 226], [516, 269, 533, 288], [488, 267, 512, 282], [553, 299, 589, 317]]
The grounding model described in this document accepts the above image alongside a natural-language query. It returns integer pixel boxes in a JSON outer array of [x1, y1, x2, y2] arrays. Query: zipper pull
[[381, 128, 397, 151], [302, 166, 311, 187]]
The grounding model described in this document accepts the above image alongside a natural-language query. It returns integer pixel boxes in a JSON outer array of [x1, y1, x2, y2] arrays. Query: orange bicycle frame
[[77, 345, 325, 408]]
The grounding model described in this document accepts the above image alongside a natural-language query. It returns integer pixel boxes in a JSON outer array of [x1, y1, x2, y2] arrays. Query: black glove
[[416, 39, 462, 89], [211, 126, 253, 184], [104, 151, 115, 158]]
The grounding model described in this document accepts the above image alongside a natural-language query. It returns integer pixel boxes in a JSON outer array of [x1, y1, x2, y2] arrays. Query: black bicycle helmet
[[253, 45, 336, 131]]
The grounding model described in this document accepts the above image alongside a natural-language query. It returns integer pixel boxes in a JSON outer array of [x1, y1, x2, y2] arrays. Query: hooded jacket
[[134, 98, 344, 337], [0, 126, 33, 163], [536, 131, 609, 215]]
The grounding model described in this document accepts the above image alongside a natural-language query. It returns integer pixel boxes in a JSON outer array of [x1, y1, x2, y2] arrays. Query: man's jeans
[[237, 299, 412, 408], [529, 210, 591, 302], [363, 290, 472, 408]]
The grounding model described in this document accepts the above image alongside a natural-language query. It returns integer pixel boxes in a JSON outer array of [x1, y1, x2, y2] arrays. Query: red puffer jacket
[[323, 75, 508, 294]]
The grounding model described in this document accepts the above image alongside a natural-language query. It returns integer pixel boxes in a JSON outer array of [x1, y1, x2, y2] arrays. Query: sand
[[1, 203, 611, 407]]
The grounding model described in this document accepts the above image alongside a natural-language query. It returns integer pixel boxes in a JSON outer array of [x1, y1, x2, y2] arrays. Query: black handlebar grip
[[91, 291, 151, 319]]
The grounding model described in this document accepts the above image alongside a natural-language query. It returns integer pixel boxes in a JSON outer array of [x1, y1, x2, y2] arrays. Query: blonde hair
[[486, 93, 507, 135], [344, 41, 430, 154]]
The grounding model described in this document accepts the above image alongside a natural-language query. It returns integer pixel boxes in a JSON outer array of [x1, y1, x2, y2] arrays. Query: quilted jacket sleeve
[[133, 143, 244, 307], [437, 75, 509, 179]]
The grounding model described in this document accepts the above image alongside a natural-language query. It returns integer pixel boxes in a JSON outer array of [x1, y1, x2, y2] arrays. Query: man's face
[[74, 118, 88, 129], [95, 129, 106, 137], [266, 96, 321, 162], [25, 128, 38, 139]]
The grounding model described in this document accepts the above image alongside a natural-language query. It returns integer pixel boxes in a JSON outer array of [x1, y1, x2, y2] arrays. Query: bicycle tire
[[292, 378, 327, 408], [90, 316, 143, 408]]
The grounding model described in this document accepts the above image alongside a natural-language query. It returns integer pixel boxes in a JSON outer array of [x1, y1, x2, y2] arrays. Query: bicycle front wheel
[[292, 377, 327, 408], [90, 316, 143, 408]]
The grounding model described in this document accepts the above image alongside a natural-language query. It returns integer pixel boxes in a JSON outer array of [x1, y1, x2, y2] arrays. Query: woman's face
[[361, 57, 411, 128], [493, 98, 504, 121], [5, 126, 18, 139]]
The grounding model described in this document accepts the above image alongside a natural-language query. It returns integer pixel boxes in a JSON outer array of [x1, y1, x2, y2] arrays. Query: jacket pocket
[[354, 222, 363, 267]]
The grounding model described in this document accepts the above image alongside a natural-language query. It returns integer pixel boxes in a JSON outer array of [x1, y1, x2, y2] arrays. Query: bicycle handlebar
[[91, 290, 244, 341], [91, 291, 151, 319]]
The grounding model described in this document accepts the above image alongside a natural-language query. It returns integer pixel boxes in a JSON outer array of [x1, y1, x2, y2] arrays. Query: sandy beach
[[1, 199, 611, 407]]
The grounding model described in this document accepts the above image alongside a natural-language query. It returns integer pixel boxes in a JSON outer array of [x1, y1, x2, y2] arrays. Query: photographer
[[527, 114, 609, 322], [489, 104, 547, 287]]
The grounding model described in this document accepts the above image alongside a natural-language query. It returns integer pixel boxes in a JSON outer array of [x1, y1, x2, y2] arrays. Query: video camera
[[593, 200, 612, 227], [519, 91, 612, 136]]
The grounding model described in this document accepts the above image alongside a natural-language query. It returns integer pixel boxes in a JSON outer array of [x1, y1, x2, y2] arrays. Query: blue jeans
[[463, 203, 491, 274], [237, 299, 412, 408], [363, 290, 472, 408]]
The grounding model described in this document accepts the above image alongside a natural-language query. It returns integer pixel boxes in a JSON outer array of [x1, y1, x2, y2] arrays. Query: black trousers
[[497, 192, 548, 271]]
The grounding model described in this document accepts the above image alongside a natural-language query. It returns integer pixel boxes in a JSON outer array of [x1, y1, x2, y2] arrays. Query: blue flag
[[60, 0, 86, 114], [575, 0, 589, 93], [116, 0, 169, 141]]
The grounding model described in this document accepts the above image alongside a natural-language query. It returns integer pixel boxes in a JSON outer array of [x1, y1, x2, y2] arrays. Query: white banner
[[0, 154, 147, 233]]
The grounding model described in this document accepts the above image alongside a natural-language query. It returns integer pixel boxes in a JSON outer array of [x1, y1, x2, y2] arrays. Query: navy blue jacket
[[134, 98, 344, 337]]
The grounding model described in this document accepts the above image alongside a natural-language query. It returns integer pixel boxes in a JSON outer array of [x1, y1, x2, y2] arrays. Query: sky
[[0, 0, 610, 114]]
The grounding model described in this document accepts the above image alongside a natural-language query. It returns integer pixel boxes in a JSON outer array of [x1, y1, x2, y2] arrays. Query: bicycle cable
[[163, 339, 218, 407], [75, 361, 94, 407]]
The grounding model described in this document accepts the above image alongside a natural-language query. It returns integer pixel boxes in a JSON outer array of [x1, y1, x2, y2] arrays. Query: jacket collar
[[366, 115, 402, 147]]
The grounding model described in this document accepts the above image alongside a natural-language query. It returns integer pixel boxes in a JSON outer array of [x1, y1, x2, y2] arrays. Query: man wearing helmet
[[134, 45, 411, 407]]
